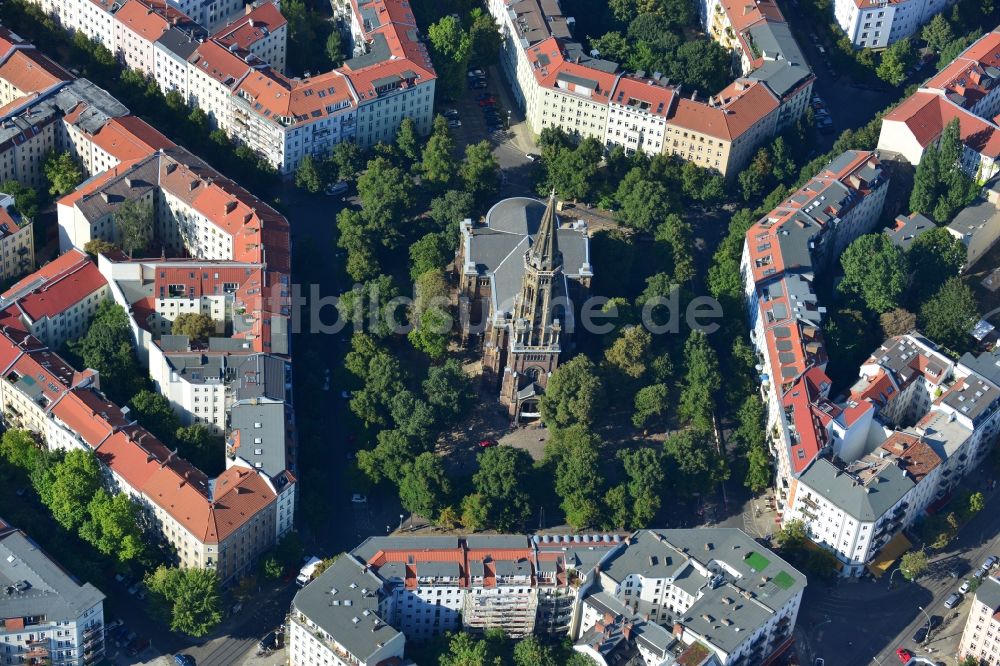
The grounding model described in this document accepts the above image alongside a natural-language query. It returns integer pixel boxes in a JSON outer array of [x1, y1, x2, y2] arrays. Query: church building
[[457, 194, 593, 420]]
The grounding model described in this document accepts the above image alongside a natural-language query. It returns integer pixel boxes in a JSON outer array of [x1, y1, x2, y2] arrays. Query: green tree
[[657, 213, 696, 284], [43, 150, 84, 196], [839, 234, 908, 313], [83, 238, 118, 256], [604, 326, 652, 385], [399, 452, 452, 519], [69, 301, 145, 404], [395, 118, 420, 163], [664, 428, 728, 496], [739, 148, 772, 201], [409, 304, 451, 359], [910, 119, 977, 223], [328, 141, 363, 182], [410, 232, 451, 280], [735, 396, 771, 493], [46, 449, 101, 531], [922, 14, 955, 51], [920, 276, 978, 350], [908, 227, 966, 301], [669, 40, 730, 92], [429, 188, 475, 240], [539, 355, 605, 429], [678, 331, 721, 431], [345, 331, 381, 379], [357, 429, 418, 484], [423, 360, 475, 423], [615, 170, 672, 231], [549, 426, 604, 529], [129, 389, 181, 444], [900, 549, 929, 580], [460, 140, 500, 202], [171, 312, 216, 342], [325, 29, 344, 67], [969, 491, 986, 513], [0, 181, 39, 218], [337, 275, 402, 338], [145, 566, 222, 637], [472, 446, 534, 531], [632, 383, 669, 428], [422, 124, 458, 187], [440, 632, 489, 666], [350, 352, 406, 426], [0, 429, 43, 471], [589, 31, 631, 62], [357, 156, 413, 241], [880, 307, 918, 337], [544, 139, 602, 201], [175, 424, 221, 475], [80, 489, 144, 562], [460, 493, 489, 531], [877, 37, 917, 85], [428, 16, 472, 99], [115, 198, 154, 257], [513, 636, 558, 666], [468, 8, 502, 68], [261, 554, 284, 580], [619, 447, 664, 527], [294, 154, 324, 193]]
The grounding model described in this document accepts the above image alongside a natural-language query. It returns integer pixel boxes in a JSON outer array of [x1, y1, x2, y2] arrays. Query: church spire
[[527, 190, 562, 272]]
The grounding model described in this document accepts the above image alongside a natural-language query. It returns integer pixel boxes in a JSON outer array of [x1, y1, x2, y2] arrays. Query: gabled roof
[[212, 1, 286, 51], [668, 81, 778, 141], [0, 49, 70, 96], [883, 91, 1000, 156]]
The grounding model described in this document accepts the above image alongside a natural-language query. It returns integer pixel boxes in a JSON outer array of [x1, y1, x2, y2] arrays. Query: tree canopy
[[920, 276, 978, 351], [539, 355, 605, 430], [172, 312, 216, 342], [145, 566, 223, 637], [839, 234, 908, 313]]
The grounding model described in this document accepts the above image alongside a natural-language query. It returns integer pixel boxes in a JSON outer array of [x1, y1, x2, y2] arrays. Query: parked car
[[478, 98, 496, 107], [896, 647, 912, 663], [525, 153, 541, 162], [960, 580, 972, 593], [325, 181, 348, 197], [174, 656, 196, 666], [984, 555, 997, 569], [472, 80, 488, 89], [912, 626, 928, 643], [814, 660, 825, 666], [259, 631, 278, 652], [944, 592, 963, 608], [816, 45, 826, 55], [114, 573, 126, 583], [447, 119, 462, 129], [443, 109, 459, 118], [351, 493, 367, 503], [117, 630, 136, 648], [478, 439, 498, 448], [126, 581, 139, 595], [467, 68, 486, 78], [107, 618, 124, 630]]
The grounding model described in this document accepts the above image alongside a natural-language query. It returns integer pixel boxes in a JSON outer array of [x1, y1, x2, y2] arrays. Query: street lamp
[[917, 606, 932, 643], [888, 566, 905, 589], [399, 514, 405, 530]]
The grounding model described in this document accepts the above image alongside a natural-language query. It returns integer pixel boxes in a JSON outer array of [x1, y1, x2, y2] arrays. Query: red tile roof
[[12, 258, 107, 322], [609, 75, 676, 118], [188, 39, 254, 87], [89, 116, 176, 162], [0, 49, 70, 95], [212, 1, 286, 51], [668, 81, 778, 140], [719, 0, 785, 32], [883, 91, 1000, 156], [114, 0, 187, 43]]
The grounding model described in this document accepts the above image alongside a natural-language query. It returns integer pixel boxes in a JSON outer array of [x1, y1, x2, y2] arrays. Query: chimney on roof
[[691, 90, 698, 100], [100, 192, 110, 203]]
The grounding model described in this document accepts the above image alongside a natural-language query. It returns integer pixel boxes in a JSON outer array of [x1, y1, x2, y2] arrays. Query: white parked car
[[351, 494, 367, 504], [325, 181, 348, 196]]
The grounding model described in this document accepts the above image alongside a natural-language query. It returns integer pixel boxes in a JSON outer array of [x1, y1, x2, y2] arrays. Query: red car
[[896, 648, 911, 663], [478, 97, 496, 107], [478, 439, 498, 448]]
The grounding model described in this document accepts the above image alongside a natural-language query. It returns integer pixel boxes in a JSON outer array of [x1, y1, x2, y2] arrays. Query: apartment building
[[0, 31, 297, 585], [0, 28, 71, 104], [879, 28, 1000, 182], [947, 180, 1000, 270], [740, 151, 888, 492], [0, 517, 106, 666], [290, 529, 804, 666], [960, 576, 1000, 663], [29, 0, 436, 175], [211, 2, 287, 74], [489, 0, 813, 177], [0, 249, 108, 350], [834, 0, 954, 48], [0, 195, 34, 283], [113, 0, 193, 76]]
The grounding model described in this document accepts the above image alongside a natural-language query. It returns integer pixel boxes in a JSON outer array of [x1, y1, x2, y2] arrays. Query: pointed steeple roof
[[527, 191, 562, 271]]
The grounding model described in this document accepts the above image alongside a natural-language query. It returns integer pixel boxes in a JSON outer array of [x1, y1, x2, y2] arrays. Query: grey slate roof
[[351, 536, 460, 563], [466, 197, 591, 316], [960, 347, 1000, 387], [233, 353, 288, 401], [885, 213, 934, 250], [0, 522, 105, 623], [229, 400, 286, 478], [948, 196, 1000, 245], [746, 22, 812, 97], [597, 529, 805, 656], [976, 575, 1000, 610], [292, 555, 400, 662], [155, 27, 204, 61], [799, 457, 913, 521]]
